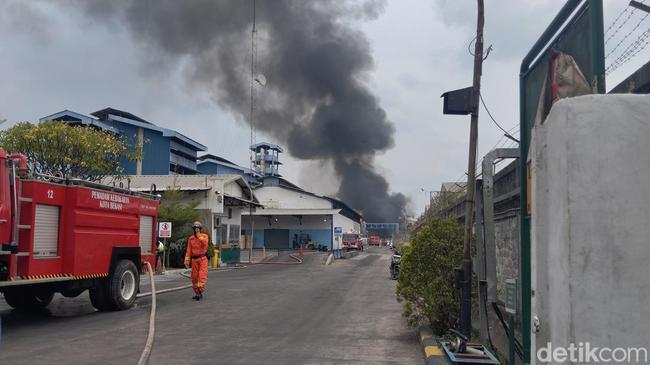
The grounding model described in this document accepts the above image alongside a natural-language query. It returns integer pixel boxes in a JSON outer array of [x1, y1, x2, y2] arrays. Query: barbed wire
[[605, 10, 649, 60], [605, 3, 630, 34], [605, 5, 634, 45], [606, 28, 650, 74]]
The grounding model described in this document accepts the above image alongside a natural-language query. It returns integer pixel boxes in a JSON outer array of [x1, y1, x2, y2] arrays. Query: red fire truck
[[368, 235, 381, 246], [0, 150, 159, 311], [342, 231, 363, 250]]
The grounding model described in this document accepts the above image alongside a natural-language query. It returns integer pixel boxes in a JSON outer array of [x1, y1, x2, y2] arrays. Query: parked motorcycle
[[390, 252, 401, 280]]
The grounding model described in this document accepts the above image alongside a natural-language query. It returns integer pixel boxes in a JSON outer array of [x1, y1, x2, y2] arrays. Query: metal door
[[139, 216, 153, 255], [264, 229, 289, 249], [33, 204, 60, 257]]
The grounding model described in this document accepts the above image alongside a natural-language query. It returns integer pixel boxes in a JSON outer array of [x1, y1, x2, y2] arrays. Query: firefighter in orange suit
[[184, 221, 209, 300]]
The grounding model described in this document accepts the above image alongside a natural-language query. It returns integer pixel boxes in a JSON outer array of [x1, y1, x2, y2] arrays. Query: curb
[[418, 327, 449, 365]]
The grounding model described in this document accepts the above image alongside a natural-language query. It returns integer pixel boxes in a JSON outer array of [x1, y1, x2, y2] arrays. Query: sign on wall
[[158, 222, 172, 238], [334, 227, 342, 235]]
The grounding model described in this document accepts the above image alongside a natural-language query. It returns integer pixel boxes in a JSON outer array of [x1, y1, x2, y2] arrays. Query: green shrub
[[397, 217, 464, 333]]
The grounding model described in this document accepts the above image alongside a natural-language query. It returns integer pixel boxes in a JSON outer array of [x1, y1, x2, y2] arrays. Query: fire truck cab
[[0, 150, 159, 311], [342, 231, 363, 250]]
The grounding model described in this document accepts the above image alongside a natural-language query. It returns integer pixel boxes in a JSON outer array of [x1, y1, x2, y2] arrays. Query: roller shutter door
[[139, 216, 153, 255], [264, 229, 289, 249], [33, 204, 60, 257]]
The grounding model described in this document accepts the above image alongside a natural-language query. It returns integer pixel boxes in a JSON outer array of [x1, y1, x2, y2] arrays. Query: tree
[[0, 121, 141, 182], [156, 189, 202, 267], [397, 217, 464, 333], [157, 189, 201, 242]]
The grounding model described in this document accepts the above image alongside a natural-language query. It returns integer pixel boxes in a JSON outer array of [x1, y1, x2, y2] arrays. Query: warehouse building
[[241, 143, 362, 251], [119, 174, 260, 248]]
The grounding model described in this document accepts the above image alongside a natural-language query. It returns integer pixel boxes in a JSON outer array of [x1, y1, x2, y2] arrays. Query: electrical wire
[[479, 94, 520, 144], [492, 302, 524, 359], [468, 36, 477, 56]]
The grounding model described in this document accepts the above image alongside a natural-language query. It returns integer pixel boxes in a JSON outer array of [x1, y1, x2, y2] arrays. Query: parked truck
[[368, 235, 381, 246], [342, 231, 363, 250], [0, 149, 159, 311]]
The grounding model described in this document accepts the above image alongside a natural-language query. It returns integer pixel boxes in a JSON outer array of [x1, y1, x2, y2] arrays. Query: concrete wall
[[530, 95, 650, 359]]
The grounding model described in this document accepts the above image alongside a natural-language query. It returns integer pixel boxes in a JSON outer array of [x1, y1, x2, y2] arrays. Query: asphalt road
[[0, 247, 422, 364]]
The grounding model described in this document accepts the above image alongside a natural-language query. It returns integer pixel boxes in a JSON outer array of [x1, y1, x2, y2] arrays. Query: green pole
[[518, 73, 532, 365], [509, 314, 515, 365], [590, 0, 606, 93]]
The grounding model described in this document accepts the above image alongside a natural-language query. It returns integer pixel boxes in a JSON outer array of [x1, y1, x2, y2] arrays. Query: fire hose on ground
[[137, 261, 156, 365], [136, 253, 301, 364]]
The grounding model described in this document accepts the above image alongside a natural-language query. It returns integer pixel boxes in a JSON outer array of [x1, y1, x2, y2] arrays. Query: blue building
[[40, 108, 207, 175], [197, 154, 262, 185]]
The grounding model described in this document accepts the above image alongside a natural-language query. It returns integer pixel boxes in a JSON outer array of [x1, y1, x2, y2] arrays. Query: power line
[[479, 93, 520, 143]]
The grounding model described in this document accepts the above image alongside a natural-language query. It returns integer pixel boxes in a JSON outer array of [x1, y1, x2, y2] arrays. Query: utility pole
[[461, 0, 484, 339], [249, 0, 256, 264]]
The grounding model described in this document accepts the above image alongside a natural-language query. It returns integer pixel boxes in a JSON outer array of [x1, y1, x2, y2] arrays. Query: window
[[228, 208, 232, 219], [213, 214, 221, 227], [216, 226, 227, 246], [228, 224, 240, 244]]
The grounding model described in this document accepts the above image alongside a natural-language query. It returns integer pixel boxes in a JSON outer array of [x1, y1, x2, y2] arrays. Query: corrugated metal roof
[[104, 174, 260, 204], [107, 175, 237, 192], [243, 208, 340, 216]]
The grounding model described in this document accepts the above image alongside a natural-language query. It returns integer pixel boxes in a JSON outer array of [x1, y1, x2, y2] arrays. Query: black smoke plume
[[74, 0, 408, 222]]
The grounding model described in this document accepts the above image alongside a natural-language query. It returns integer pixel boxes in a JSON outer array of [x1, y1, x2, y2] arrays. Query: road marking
[[424, 346, 443, 357]]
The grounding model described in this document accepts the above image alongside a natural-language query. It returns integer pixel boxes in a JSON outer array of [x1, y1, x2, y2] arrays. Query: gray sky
[[0, 0, 645, 216]]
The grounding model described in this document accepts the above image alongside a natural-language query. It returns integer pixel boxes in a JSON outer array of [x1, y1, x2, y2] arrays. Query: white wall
[[254, 186, 331, 209], [530, 95, 650, 361], [223, 180, 243, 198]]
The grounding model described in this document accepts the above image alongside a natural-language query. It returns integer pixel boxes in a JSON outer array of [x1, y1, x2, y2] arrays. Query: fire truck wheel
[[3, 289, 54, 310], [107, 259, 139, 310]]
